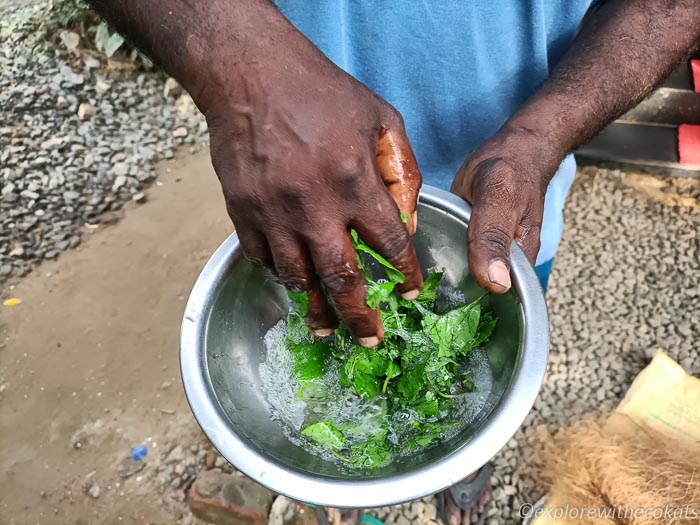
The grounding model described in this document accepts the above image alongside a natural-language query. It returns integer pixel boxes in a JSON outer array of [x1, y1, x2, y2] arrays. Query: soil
[[0, 152, 230, 524]]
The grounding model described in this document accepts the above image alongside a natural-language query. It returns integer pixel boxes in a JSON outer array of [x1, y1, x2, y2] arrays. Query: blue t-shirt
[[273, 1, 594, 264]]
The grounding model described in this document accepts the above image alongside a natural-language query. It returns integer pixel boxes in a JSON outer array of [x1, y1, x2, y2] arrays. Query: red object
[[678, 124, 700, 165], [691, 59, 700, 93]]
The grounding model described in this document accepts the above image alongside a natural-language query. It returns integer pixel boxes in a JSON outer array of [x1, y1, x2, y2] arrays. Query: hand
[[196, 39, 423, 347], [451, 126, 564, 293]]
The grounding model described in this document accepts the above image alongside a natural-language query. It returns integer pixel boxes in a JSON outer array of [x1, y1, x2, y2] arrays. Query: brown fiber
[[534, 413, 700, 525]]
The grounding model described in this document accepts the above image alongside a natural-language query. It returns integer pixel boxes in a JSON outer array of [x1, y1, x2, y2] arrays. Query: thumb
[[466, 176, 519, 294], [375, 124, 422, 235]]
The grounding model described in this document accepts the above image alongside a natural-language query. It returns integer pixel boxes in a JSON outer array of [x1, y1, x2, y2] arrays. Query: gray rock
[[165, 445, 186, 464], [20, 190, 40, 200], [112, 175, 127, 191], [60, 65, 84, 85], [87, 484, 100, 498], [59, 31, 80, 51]]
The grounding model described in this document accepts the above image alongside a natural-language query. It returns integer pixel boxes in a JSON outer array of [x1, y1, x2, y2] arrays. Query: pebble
[[77, 103, 96, 120], [59, 31, 80, 51], [165, 445, 186, 464], [172, 127, 188, 138], [0, 15, 208, 286], [87, 484, 100, 499]]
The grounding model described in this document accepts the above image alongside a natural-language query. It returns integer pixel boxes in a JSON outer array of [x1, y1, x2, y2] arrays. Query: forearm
[[86, 0, 323, 107], [506, 0, 700, 163]]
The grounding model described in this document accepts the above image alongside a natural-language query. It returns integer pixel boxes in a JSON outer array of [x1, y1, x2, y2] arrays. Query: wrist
[[176, 6, 325, 115], [500, 111, 570, 176]]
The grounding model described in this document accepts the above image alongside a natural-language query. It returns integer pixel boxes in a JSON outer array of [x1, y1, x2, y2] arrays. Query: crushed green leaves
[[282, 229, 497, 469]]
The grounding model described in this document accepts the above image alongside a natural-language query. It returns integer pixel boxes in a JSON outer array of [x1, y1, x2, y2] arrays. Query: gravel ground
[[2, 5, 699, 525], [0, 6, 207, 286]]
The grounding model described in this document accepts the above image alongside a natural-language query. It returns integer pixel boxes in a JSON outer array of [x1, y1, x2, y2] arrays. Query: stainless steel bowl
[[180, 186, 548, 508]]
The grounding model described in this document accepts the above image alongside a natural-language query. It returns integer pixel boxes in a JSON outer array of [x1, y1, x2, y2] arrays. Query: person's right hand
[[193, 33, 424, 347]]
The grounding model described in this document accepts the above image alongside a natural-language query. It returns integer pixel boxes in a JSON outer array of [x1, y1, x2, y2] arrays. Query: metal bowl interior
[[181, 186, 548, 507]]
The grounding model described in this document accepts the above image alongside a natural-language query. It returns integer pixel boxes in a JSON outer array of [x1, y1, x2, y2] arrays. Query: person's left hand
[[451, 125, 564, 293]]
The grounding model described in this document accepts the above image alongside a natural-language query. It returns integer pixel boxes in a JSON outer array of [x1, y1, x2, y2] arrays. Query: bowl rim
[[180, 185, 549, 507]]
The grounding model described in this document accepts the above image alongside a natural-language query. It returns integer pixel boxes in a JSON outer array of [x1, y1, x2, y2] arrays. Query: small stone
[[44, 251, 58, 259], [84, 57, 101, 69], [165, 445, 186, 464], [87, 484, 100, 498], [20, 190, 40, 200], [63, 191, 81, 201], [172, 127, 188, 138], [10, 246, 24, 257], [60, 65, 84, 85], [60, 31, 80, 51], [41, 136, 63, 150], [56, 96, 69, 109], [112, 163, 129, 177], [132, 192, 146, 203], [205, 452, 217, 470], [77, 103, 96, 120], [163, 78, 181, 98], [96, 80, 111, 92], [112, 175, 127, 191]]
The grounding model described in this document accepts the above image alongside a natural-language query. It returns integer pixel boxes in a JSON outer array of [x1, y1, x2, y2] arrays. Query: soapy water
[[259, 309, 496, 463]]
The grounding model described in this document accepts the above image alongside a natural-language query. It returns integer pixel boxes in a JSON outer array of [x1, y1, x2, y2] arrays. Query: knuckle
[[382, 104, 405, 128], [333, 157, 364, 188], [470, 226, 511, 255], [377, 232, 410, 261], [318, 261, 363, 295], [275, 179, 311, 205], [473, 159, 518, 204], [275, 262, 311, 292]]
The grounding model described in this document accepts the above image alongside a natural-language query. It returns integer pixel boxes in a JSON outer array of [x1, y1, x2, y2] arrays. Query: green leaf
[[353, 371, 380, 398], [422, 301, 481, 357], [286, 313, 310, 344], [350, 229, 405, 284], [416, 270, 443, 303], [93, 21, 109, 52], [385, 360, 402, 379], [287, 290, 309, 317], [290, 341, 331, 380], [335, 437, 392, 468], [400, 212, 410, 224], [104, 31, 124, 57], [302, 422, 345, 450], [396, 362, 426, 401], [296, 378, 327, 401], [366, 280, 397, 309]]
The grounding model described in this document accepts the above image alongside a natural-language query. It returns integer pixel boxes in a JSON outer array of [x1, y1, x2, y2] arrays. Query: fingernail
[[357, 336, 380, 348], [312, 328, 334, 337], [401, 289, 420, 300], [487, 260, 511, 291], [412, 211, 418, 233]]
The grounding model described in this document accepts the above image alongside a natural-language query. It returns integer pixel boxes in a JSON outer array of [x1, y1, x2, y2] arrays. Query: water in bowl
[[259, 313, 495, 466]]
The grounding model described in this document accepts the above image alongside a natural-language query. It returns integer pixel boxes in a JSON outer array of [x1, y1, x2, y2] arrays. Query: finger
[[236, 227, 275, 275], [514, 207, 543, 265], [466, 166, 519, 293], [352, 187, 424, 300], [307, 231, 383, 347], [375, 124, 422, 235], [267, 231, 338, 335]]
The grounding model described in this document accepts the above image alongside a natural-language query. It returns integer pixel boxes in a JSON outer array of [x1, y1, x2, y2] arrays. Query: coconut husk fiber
[[532, 412, 700, 525]]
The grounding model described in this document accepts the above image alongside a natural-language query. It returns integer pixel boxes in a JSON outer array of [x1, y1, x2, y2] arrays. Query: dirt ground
[[0, 152, 230, 524]]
